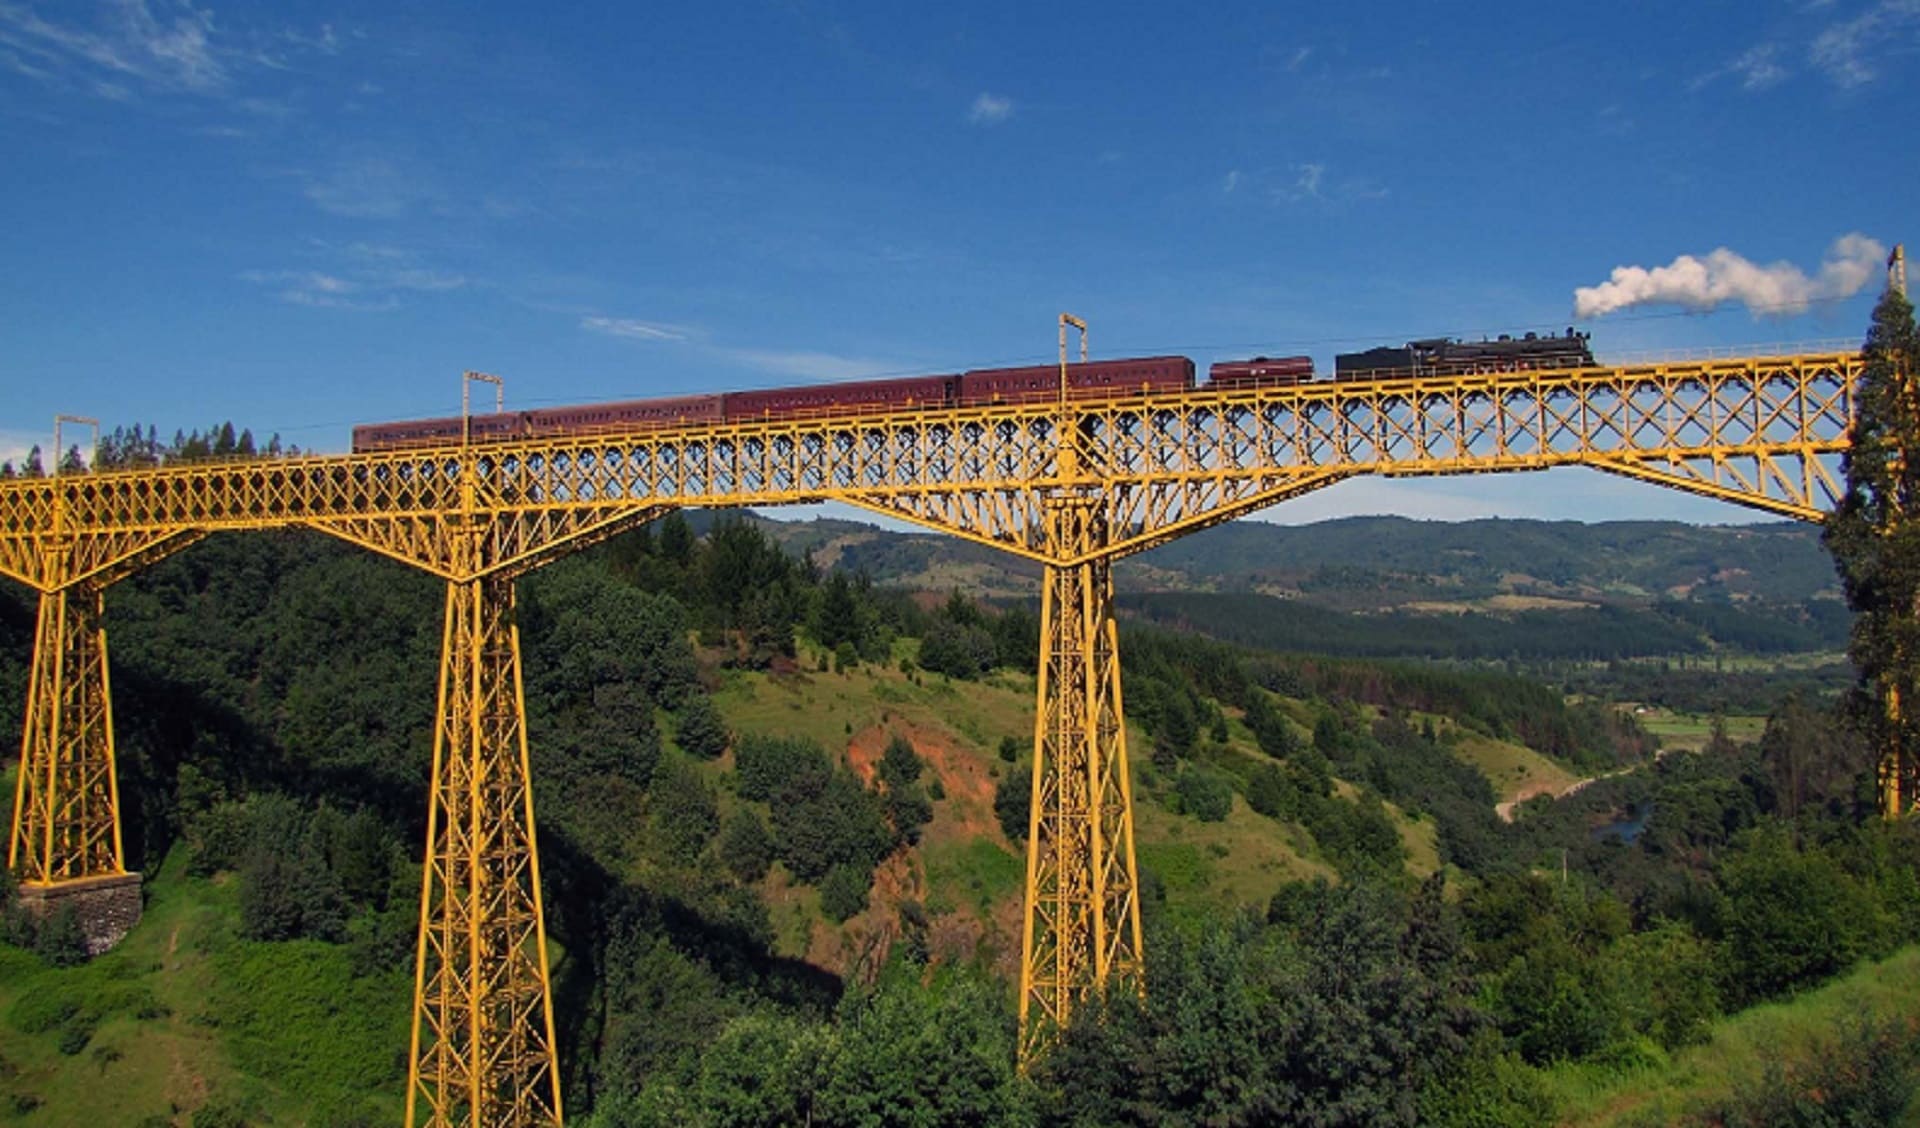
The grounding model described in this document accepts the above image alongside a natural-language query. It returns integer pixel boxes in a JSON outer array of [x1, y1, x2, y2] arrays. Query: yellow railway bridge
[[0, 350, 1862, 1125]]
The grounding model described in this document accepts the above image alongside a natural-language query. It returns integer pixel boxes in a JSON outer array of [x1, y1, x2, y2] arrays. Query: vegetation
[[1827, 280, 1920, 797], [6, 322, 1920, 1122]]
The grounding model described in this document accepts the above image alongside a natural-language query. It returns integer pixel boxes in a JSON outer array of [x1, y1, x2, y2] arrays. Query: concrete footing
[[16, 872, 144, 955]]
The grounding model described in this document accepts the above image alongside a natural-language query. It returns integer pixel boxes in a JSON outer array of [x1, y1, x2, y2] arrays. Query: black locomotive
[[1333, 329, 1594, 380]]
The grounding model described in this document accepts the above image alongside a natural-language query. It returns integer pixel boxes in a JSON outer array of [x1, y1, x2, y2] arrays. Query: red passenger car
[[1206, 355, 1314, 388], [958, 356, 1194, 406], [352, 410, 525, 451], [528, 394, 724, 436], [721, 373, 958, 422]]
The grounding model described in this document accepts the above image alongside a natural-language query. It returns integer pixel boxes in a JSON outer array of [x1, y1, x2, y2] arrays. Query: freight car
[[1333, 329, 1593, 380]]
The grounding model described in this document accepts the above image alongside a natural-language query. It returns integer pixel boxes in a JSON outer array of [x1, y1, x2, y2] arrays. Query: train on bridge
[[350, 329, 1595, 452]]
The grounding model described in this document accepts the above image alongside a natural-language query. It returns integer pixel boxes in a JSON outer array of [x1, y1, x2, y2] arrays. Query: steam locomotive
[[349, 330, 1595, 452]]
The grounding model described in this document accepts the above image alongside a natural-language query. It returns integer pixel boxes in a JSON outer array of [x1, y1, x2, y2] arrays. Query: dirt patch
[[1494, 776, 1568, 822], [803, 851, 921, 982], [845, 720, 1000, 845]]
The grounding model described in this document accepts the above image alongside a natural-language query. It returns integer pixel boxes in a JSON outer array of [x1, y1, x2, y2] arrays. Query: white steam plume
[[1573, 233, 1886, 319]]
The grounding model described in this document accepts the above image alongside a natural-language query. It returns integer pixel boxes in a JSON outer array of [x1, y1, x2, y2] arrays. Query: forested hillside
[[1, 504, 1917, 1125], [778, 513, 1838, 603]]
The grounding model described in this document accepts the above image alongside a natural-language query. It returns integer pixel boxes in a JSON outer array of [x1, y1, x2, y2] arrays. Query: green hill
[[0, 510, 1913, 1125]]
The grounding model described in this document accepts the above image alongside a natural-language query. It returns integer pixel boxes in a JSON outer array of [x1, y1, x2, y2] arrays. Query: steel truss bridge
[[0, 350, 1863, 1125]]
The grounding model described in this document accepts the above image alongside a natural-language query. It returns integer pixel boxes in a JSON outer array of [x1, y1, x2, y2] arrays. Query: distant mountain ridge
[[726, 511, 1848, 661], [742, 512, 1839, 607]]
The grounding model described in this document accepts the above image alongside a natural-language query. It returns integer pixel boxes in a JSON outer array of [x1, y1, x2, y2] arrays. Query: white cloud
[[1573, 233, 1886, 319], [1286, 46, 1312, 72], [1812, 0, 1920, 87], [0, 428, 43, 470], [968, 92, 1013, 125], [1222, 169, 1241, 194], [581, 316, 689, 342]]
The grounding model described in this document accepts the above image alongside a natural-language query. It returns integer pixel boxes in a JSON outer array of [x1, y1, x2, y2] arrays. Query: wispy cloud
[[301, 157, 430, 219], [0, 1, 335, 101], [1285, 46, 1312, 72], [240, 269, 394, 311], [1222, 169, 1241, 194], [968, 91, 1013, 125], [581, 316, 689, 342], [1811, 0, 1920, 87], [1290, 162, 1325, 200], [1692, 43, 1789, 91], [1594, 104, 1634, 137], [722, 348, 902, 383], [240, 244, 469, 311], [574, 314, 902, 382]]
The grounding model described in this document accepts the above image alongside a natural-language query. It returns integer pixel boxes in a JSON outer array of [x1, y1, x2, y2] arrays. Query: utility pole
[[462, 370, 505, 448], [53, 415, 98, 475]]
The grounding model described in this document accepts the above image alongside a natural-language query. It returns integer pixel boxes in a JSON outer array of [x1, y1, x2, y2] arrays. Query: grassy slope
[[1629, 706, 1768, 752], [1448, 729, 1580, 806], [705, 655, 1451, 958], [1545, 945, 1920, 1127], [0, 851, 408, 1125]]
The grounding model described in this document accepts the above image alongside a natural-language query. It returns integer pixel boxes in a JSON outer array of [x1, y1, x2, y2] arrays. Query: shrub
[[650, 759, 720, 863], [879, 735, 923, 788], [32, 905, 89, 967], [772, 769, 891, 883], [1175, 768, 1234, 823], [719, 812, 775, 884], [735, 735, 831, 802], [994, 768, 1031, 843], [820, 863, 872, 923], [55, 1018, 93, 1056], [675, 693, 731, 760]]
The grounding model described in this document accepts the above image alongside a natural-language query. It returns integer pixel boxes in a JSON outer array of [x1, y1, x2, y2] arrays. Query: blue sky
[[2, 1, 1915, 524]]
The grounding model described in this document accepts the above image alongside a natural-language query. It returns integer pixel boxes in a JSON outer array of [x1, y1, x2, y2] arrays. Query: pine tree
[[659, 510, 694, 565], [1824, 277, 1920, 815], [675, 692, 730, 759]]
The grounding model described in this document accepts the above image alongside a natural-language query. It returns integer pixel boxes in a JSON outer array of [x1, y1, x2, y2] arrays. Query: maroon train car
[[1207, 355, 1314, 388], [527, 394, 724, 436], [352, 410, 525, 452], [958, 356, 1194, 406], [721, 373, 957, 422]]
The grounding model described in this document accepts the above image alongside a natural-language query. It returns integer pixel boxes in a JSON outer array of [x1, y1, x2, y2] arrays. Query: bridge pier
[[407, 567, 563, 1128], [8, 581, 140, 953], [1018, 495, 1144, 1061]]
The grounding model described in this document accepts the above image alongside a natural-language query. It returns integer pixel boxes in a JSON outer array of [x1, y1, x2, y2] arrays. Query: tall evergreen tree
[[1824, 275, 1920, 815]]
